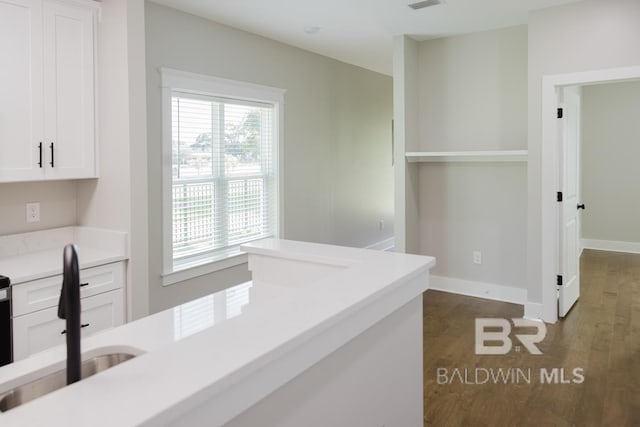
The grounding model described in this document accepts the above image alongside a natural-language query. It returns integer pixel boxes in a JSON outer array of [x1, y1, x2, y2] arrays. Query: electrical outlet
[[379, 220, 385, 230], [26, 202, 40, 223], [473, 250, 482, 265]]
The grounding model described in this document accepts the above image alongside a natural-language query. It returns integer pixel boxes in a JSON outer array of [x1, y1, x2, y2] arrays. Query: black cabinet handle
[[38, 142, 43, 168], [49, 142, 54, 167], [577, 204, 586, 210], [61, 323, 90, 334], [80, 282, 89, 287]]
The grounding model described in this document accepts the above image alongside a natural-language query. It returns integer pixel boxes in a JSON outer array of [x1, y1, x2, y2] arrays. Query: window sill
[[161, 250, 248, 287]]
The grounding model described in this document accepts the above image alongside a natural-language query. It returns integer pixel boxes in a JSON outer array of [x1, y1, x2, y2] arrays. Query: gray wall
[[527, 0, 640, 302], [145, 2, 393, 312], [418, 26, 528, 152], [581, 81, 640, 244], [415, 26, 528, 289]]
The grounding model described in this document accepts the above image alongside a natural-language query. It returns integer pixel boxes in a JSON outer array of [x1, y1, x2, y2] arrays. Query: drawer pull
[[61, 323, 90, 334], [80, 282, 89, 287]]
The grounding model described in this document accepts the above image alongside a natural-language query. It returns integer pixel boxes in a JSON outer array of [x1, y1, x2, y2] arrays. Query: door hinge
[[557, 275, 563, 286], [557, 192, 563, 202], [557, 108, 563, 118]]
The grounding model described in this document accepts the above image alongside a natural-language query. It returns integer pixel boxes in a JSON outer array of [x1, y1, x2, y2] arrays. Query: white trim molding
[[160, 68, 286, 104], [538, 65, 640, 324], [365, 237, 395, 252], [429, 275, 527, 305], [581, 239, 640, 254], [523, 302, 546, 322], [159, 68, 286, 279], [161, 252, 248, 287]]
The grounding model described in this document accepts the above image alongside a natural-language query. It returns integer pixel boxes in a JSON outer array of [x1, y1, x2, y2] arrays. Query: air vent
[[408, 0, 442, 10]]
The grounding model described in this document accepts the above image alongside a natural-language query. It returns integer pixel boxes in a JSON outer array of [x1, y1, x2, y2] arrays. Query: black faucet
[[57, 244, 81, 385]]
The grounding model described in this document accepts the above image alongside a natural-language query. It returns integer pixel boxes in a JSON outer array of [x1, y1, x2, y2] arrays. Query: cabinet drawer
[[12, 262, 124, 316], [12, 289, 124, 361]]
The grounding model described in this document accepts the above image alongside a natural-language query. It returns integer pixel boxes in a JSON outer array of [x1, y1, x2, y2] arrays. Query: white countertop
[[0, 239, 435, 426], [0, 227, 128, 284]]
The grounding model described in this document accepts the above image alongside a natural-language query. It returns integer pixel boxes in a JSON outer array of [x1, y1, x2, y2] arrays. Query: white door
[[43, 0, 96, 179], [0, 0, 44, 182], [558, 87, 581, 317]]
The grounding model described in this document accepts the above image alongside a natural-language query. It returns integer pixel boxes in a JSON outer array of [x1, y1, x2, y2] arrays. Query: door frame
[[539, 65, 640, 323]]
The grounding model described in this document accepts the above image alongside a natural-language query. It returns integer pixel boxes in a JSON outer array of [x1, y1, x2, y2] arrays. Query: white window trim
[[160, 68, 285, 286]]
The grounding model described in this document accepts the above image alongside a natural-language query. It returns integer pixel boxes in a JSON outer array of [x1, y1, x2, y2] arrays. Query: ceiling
[[150, 0, 583, 76]]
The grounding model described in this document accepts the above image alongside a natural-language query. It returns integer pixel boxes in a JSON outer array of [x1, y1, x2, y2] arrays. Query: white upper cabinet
[[43, 0, 97, 179], [0, 0, 43, 182], [0, 0, 98, 183]]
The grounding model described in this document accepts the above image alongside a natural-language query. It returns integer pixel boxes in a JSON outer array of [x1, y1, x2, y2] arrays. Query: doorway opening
[[540, 66, 640, 323]]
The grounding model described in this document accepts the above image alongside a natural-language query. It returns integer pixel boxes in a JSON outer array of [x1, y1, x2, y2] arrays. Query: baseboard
[[581, 239, 640, 254], [523, 302, 546, 322], [429, 275, 526, 305], [365, 237, 395, 252]]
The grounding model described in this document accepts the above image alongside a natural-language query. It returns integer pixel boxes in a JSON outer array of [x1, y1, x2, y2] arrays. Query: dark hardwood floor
[[423, 249, 640, 426]]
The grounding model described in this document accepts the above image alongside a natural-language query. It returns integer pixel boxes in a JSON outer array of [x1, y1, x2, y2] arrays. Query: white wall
[[145, 2, 393, 312], [527, 0, 640, 303], [77, 0, 149, 320], [0, 181, 76, 235], [175, 297, 424, 427], [77, 0, 132, 233], [393, 35, 420, 254], [126, 0, 151, 320], [580, 81, 640, 244], [408, 26, 528, 291]]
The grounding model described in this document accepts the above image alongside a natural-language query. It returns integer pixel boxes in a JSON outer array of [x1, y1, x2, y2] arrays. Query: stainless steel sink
[[0, 352, 136, 412]]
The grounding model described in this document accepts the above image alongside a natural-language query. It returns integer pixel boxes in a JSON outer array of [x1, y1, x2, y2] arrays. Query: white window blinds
[[170, 92, 277, 268]]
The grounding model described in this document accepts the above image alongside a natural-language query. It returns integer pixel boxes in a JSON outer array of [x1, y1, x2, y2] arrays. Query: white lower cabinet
[[13, 289, 123, 361], [12, 262, 124, 317], [12, 261, 125, 361]]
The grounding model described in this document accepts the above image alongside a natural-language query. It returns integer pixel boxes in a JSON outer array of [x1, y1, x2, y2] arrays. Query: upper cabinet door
[[43, 0, 97, 180], [0, 0, 44, 182], [0, 0, 98, 183]]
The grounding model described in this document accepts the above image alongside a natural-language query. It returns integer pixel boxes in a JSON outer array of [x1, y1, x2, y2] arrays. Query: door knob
[[577, 204, 585, 210]]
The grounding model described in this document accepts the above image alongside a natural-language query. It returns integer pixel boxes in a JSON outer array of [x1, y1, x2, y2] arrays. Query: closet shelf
[[405, 150, 528, 163]]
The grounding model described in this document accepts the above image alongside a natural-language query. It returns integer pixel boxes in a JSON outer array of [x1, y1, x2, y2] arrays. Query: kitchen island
[[0, 239, 435, 426]]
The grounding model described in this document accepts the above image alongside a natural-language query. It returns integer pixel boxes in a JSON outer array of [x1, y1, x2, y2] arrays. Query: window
[[161, 69, 284, 284]]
